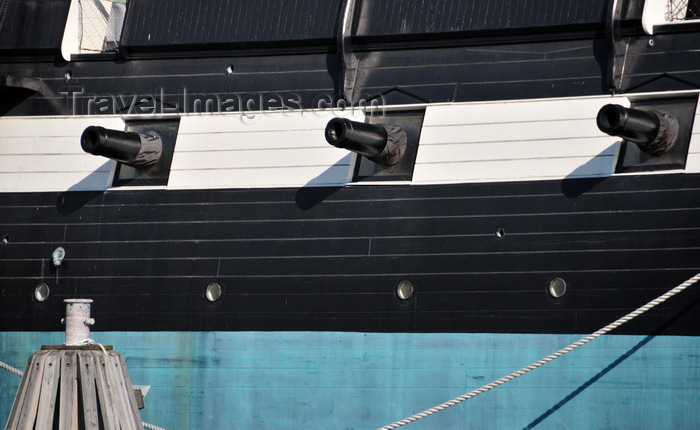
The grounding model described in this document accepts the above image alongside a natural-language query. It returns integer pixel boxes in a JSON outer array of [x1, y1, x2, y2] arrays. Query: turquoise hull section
[[2, 332, 699, 429]]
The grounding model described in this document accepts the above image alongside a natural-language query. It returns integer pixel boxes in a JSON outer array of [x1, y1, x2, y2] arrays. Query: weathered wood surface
[[4, 348, 143, 430]]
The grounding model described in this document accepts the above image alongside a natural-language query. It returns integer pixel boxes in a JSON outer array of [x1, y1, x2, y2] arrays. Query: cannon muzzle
[[596, 104, 679, 156], [81, 126, 162, 168], [325, 118, 407, 166]]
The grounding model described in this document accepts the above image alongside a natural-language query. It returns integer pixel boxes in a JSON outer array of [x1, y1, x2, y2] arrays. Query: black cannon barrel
[[81, 126, 162, 167], [596, 104, 660, 144], [81, 126, 142, 163], [325, 118, 388, 159], [596, 104, 679, 155], [325, 118, 407, 166]]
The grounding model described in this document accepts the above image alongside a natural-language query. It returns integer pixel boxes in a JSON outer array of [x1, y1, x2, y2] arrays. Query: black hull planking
[[1, 173, 699, 336]]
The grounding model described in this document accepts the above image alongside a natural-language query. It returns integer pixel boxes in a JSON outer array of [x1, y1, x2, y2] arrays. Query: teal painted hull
[[2, 332, 699, 429]]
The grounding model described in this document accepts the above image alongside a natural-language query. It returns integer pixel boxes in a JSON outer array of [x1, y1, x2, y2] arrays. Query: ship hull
[[1, 173, 699, 335], [2, 331, 699, 429], [2, 0, 700, 427], [3, 172, 698, 428]]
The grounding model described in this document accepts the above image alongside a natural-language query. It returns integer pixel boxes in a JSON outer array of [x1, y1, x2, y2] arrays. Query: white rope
[[67, 337, 110, 355], [0, 360, 23, 377], [378, 272, 700, 430]]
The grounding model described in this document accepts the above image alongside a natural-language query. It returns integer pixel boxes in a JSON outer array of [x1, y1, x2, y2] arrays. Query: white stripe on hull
[[1, 94, 698, 192]]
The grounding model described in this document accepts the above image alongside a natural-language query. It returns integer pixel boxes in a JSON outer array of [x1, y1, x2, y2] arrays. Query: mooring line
[[378, 272, 700, 429], [0, 360, 23, 377]]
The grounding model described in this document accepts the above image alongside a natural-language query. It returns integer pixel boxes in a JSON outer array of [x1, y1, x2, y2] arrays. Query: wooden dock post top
[[5, 299, 145, 430]]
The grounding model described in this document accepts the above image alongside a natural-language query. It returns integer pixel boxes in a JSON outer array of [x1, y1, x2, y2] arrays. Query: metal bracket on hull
[[607, 0, 629, 93], [338, 0, 359, 103]]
